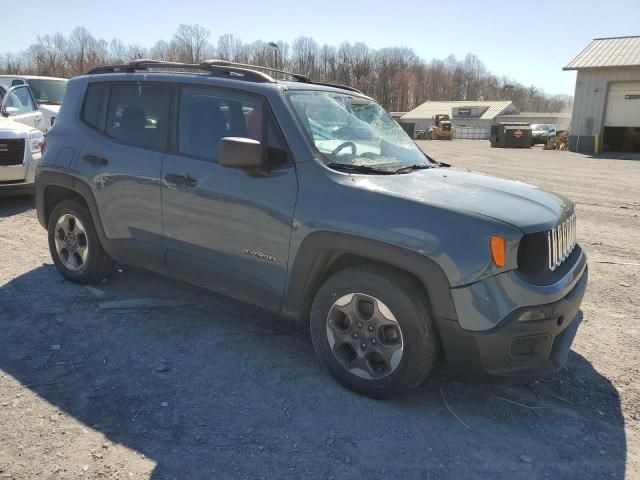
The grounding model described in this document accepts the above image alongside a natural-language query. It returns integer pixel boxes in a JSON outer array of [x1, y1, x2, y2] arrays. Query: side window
[[178, 87, 263, 162], [11, 79, 25, 87], [105, 83, 170, 150], [3, 86, 36, 115], [82, 83, 109, 130]]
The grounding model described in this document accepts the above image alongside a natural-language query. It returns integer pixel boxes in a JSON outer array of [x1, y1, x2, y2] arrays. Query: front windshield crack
[[287, 91, 437, 172]]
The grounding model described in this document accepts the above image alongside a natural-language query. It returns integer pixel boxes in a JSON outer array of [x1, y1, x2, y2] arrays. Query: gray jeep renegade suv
[[36, 60, 587, 397]]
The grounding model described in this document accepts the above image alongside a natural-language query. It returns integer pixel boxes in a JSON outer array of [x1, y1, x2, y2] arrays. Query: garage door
[[605, 82, 640, 127]]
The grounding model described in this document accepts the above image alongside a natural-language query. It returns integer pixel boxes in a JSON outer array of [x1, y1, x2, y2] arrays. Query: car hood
[[350, 167, 571, 233], [0, 117, 37, 138], [37, 104, 60, 115]]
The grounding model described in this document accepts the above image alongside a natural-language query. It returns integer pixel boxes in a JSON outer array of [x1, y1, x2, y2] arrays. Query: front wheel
[[310, 265, 439, 398], [48, 199, 113, 283]]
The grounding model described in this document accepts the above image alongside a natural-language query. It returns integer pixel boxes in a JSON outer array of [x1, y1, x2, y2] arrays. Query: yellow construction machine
[[427, 114, 455, 140]]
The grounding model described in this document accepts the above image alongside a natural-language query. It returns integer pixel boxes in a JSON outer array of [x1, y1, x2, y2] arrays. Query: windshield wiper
[[326, 162, 397, 175], [393, 164, 433, 174], [38, 100, 62, 105]]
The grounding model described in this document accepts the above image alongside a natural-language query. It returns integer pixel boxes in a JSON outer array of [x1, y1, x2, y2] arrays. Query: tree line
[[0, 25, 572, 113]]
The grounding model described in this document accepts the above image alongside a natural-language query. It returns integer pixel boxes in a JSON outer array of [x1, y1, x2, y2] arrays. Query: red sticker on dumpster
[[514, 130, 523, 138]]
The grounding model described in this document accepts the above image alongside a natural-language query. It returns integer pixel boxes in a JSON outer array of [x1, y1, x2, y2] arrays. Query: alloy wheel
[[54, 213, 89, 272], [326, 293, 404, 380]]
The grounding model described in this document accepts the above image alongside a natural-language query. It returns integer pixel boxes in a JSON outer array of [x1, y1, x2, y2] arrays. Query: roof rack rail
[[85, 58, 364, 94], [85, 59, 276, 83], [305, 81, 363, 95], [199, 59, 310, 82]]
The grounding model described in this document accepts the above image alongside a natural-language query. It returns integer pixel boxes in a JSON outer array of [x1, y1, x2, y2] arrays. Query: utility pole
[[268, 41, 280, 78]]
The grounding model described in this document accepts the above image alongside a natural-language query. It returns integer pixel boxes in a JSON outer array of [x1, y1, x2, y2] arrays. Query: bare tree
[[149, 40, 170, 60], [172, 24, 210, 63], [0, 25, 572, 113], [217, 34, 242, 61], [291, 36, 319, 78]]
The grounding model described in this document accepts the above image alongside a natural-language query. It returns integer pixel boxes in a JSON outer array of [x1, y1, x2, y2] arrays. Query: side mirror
[[218, 137, 263, 168]]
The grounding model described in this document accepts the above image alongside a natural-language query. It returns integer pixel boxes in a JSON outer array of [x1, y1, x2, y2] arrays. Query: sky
[[2, 0, 639, 96]]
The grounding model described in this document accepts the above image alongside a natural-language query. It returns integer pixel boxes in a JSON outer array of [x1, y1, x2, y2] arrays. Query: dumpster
[[490, 123, 532, 148]]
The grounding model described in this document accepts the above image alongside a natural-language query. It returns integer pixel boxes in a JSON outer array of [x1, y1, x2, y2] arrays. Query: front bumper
[[439, 253, 588, 377], [0, 179, 35, 196]]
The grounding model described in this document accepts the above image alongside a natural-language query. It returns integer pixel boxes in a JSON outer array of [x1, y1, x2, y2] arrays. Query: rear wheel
[[48, 199, 113, 283], [310, 265, 439, 398]]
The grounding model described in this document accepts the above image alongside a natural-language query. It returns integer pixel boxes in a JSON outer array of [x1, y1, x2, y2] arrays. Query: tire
[[310, 265, 439, 398], [48, 198, 113, 284]]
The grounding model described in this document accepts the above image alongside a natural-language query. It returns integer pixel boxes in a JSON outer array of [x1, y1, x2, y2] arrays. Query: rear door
[[0, 85, 44, 131], [76, 81, 171, 270], [161, 85, 298, 310]]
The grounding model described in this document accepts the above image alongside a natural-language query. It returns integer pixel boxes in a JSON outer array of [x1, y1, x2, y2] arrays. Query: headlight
[[29, 132, 44, 153]]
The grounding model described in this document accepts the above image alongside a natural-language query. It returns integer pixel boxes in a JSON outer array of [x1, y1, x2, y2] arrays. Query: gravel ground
[[0, 140, 638, 479]]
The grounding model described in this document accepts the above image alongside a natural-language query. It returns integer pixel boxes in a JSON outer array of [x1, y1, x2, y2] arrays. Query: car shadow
[[0, 265, 627, 479], [587, 152, 640, 161], [0, 195, 35, 217]]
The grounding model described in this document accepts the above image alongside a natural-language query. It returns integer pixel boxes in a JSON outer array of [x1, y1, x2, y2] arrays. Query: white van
[[0, 75, 68, 132]]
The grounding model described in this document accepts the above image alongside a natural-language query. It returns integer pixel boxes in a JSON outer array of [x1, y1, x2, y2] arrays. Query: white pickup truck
[[0, 84, 45, 195], [0, 75, 67, 132]]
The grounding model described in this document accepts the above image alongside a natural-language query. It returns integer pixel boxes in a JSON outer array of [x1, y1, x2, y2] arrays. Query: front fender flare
[[282, 231, 458, 323]]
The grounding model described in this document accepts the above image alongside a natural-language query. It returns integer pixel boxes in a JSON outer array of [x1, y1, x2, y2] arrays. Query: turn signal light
[[490, 235, 506, 267]]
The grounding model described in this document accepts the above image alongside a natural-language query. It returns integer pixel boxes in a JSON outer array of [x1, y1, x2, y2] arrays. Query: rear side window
[[105, 84, 170, 151], [82, 83, 109, 130]]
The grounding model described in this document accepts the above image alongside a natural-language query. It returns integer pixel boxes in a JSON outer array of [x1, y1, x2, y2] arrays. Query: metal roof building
[[564, 36, 640, 153], [400, 101, 517, 139]]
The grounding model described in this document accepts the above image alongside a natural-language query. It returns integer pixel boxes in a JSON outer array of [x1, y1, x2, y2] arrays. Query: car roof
[[80, 60, 370, 100], [0, 75, 68, 81], [80, 71, 371, 100]]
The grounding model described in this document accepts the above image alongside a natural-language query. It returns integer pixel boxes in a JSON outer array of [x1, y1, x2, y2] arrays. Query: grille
[[510, 335, 550, 357], [547, 214, 576, 271], [511, 337, 539, 356], [0, 139, 25, 166]]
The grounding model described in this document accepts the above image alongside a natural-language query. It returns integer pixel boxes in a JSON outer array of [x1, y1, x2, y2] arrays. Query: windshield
[[531, 124, 549, 131], [27, 79, 67, 105], [286, 91, 430, 171]]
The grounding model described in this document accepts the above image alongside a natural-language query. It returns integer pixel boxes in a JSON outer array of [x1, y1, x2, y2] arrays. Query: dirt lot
[[0, 140, 638, 479]]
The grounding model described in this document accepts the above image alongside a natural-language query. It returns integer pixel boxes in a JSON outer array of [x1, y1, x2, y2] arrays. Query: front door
[[0, 85, 44, 131], [161, 86, 298, 311], [76, 81, 171, 269]]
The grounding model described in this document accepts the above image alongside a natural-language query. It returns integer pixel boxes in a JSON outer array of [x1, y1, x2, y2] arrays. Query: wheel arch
[[37, 171, 108, 248], [283, 231, 458, 324]]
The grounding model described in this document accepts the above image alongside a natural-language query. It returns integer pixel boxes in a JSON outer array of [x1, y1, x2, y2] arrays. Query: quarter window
[[82, 83, 109, 130], [105, 84, 170, 150]]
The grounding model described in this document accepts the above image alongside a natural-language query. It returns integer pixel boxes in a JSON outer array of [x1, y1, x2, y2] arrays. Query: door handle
[[165, 173, 197, 188], [83, 154, 109, 167]]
